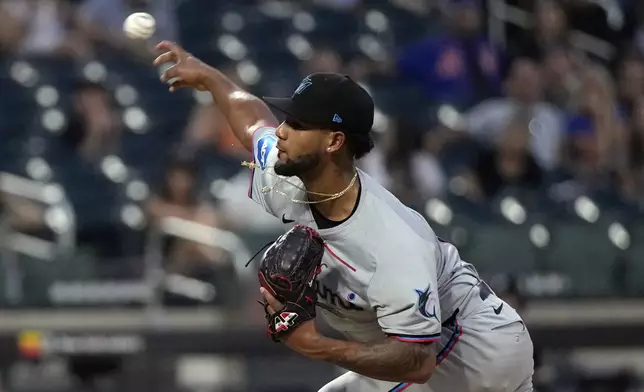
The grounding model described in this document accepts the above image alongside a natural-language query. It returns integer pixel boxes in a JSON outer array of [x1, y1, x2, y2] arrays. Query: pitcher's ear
[[326, 131, 345, 154]]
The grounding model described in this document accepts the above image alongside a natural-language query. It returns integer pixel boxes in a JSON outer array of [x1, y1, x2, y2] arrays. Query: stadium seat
[[461, 221, 539, 276], [542, 220, 622, 297], [626, 223, 644, 296], [0, 63, 34, 173], [19, 251, 100, 307]]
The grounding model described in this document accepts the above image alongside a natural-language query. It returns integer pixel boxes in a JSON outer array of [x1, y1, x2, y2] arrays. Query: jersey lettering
[[316, 282, 364, 311]]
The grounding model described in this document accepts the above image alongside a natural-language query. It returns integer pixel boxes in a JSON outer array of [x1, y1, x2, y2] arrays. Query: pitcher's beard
[[274, 153, 321, 177]]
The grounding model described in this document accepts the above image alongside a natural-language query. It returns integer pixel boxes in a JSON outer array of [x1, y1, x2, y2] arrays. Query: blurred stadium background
[[1, 0, 644, 391]]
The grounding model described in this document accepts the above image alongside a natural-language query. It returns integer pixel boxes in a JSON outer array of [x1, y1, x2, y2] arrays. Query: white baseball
[[123, 12, 156, 40]]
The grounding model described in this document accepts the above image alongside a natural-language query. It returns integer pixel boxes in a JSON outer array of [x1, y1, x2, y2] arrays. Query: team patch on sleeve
[[415, 284, 439, 321], [255, 134, 277, 170]]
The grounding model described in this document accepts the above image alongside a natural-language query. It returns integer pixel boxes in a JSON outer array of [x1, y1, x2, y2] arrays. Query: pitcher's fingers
[[260, 287, 284, 311], [155, 41, 186, 60], [153, 52, 176, 67], [155, 40, 179, 52], [168, 80, 191, 92], [160, 64, 180, 83]]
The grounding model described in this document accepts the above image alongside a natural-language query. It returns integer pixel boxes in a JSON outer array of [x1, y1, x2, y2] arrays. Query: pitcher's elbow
[[407, 360, 435, 384]]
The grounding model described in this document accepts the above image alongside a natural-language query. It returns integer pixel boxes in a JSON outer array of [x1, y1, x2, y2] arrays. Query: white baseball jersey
[[249, 127, 533, 392]]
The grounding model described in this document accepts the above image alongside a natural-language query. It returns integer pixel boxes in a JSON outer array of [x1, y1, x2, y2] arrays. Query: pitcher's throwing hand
[[154, 41, 209, 92]]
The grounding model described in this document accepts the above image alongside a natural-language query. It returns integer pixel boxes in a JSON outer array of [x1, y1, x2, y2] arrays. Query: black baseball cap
[[263, 73, 374, 135]]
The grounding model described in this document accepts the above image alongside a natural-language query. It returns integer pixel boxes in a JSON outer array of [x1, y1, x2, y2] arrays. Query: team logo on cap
[[256, 135, 276, 170], [294, 77, 313, 95]]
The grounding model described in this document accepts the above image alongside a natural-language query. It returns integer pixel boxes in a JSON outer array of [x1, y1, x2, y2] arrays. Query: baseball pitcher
[[154, 41, 534, 392]]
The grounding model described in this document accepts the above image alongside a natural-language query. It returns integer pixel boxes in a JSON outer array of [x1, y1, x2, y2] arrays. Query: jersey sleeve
[[248, 126, 288, 218], [367, 238, 442, 343]]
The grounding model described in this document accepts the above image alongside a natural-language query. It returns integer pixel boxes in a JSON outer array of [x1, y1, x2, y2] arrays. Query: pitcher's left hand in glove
[[258, 224, 325, 342]]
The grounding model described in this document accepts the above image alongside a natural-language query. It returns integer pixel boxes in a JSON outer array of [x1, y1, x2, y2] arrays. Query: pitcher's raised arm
[[155, 41, 278, 152]]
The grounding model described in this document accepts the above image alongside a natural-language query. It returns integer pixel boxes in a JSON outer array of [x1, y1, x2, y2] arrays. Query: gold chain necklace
[[242, 161, 358, 205]]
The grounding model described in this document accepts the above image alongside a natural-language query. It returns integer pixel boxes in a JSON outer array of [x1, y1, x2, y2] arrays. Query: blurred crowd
[[1, 0, 644, 296], [370, 0, 644, 210], [1, 0, 643, 283], [2, 1, 644, 390]]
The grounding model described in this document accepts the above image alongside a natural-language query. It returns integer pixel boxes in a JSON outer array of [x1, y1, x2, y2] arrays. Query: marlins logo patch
[[294, 77, 313, 95], [415, 284, 439, 320], [255, 135, 276, 170]]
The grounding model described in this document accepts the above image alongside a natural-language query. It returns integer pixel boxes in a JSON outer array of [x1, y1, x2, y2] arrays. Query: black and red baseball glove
[[258, 224, 325, 341]]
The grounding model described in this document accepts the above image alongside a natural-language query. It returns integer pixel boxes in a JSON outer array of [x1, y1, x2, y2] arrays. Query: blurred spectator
[[397, 0, 502, 106], [145, 155, 251, 308], [300, 46, 376, 91], [358, 129, 397, 191], [513, 0, 626, 66], [562, 65, 629, 195], [632, 3, 644, 55], [183, 97, 248, 159], [410, 131, 447, 200], [385, 146, 427, 208], [466, 58, 565, 170], [0, 0, 91, 59], [213, 168, 286, 232], [300, 46, 343, 76], [150, 198, 239, 308], [541, 46, 584, 110], [147, 156, 227, 274], [360, 119, 444, 206], [390, 0, 438, 16], [62, 81, 122, 162], [463, 112, 544, 201], [0, 194, 46, 234], [623, 96, 644, 201], [76, 0, 177, 60], [512, 0, 570, 61], [616, 50, 644, 114]]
